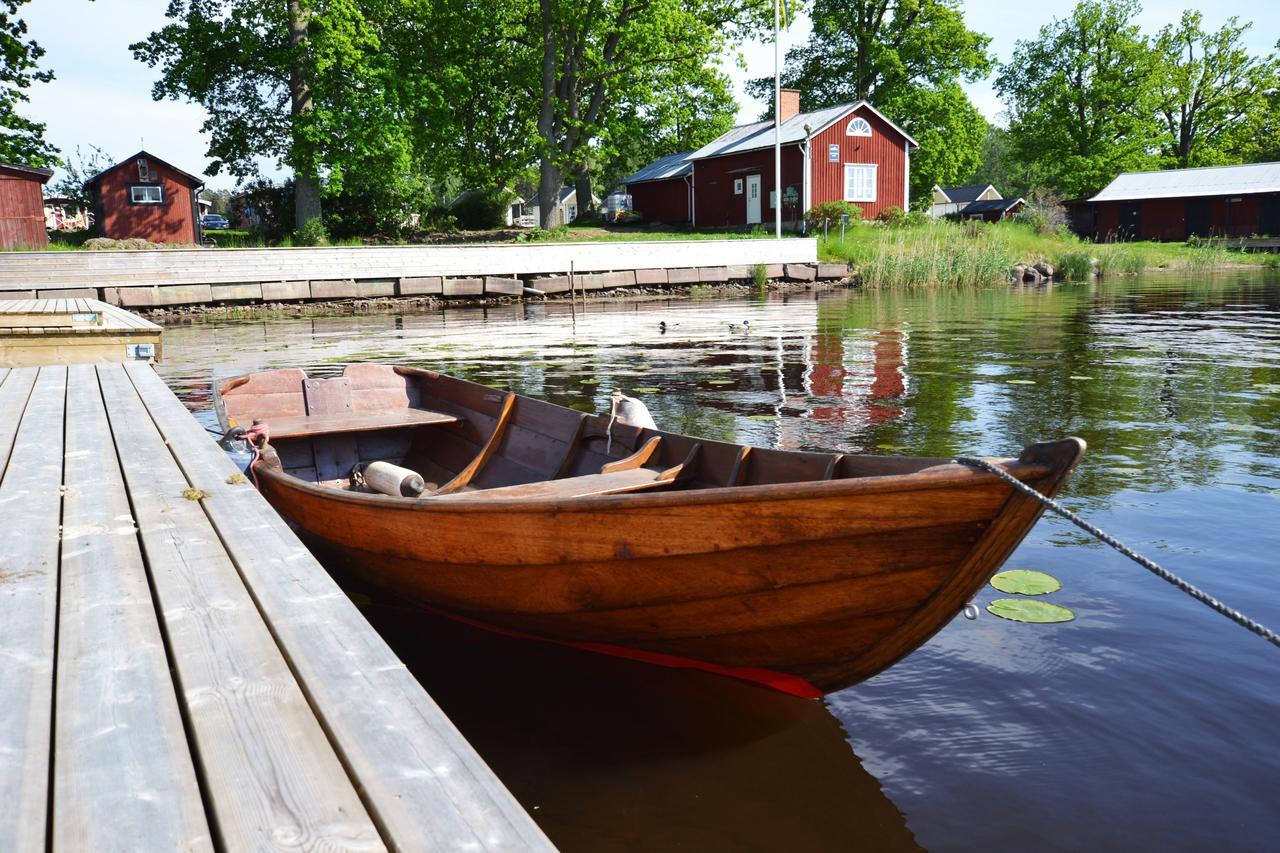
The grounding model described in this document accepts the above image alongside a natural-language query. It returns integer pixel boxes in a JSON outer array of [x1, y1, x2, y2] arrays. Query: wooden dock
[[0, 362, 553, 851], [0, 298, 162, 367]]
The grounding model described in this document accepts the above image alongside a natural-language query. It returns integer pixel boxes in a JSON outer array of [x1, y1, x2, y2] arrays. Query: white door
[[746, 174, 761, 224]]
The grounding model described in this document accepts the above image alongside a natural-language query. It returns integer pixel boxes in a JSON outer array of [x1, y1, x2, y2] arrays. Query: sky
[[19, 1, 1280, 191]]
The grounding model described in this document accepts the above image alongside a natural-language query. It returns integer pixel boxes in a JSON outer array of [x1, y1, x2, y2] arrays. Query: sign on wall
[[828, 144, 839, 162]]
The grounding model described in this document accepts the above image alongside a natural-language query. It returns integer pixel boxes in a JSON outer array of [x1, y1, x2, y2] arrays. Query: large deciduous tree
[[133, 0, 413, 231], [1150, 12, 1280, 169], [995, 0, 1157, 199], [747, 0, 992, 205], [0, 0, 57, 167], [530, 0, 763, 227]]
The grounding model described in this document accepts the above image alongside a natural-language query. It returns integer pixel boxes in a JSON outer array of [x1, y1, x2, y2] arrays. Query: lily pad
[[579, 378, 602, 385], [986, 598, 1075, 623], [707, 379, 735, 385], [1005, 379, 1037, 385], [990, 569, 1061, 596], [1068, 374, 1091, 380], [631, 387, 660, 394], [745, 414, 777, 421]]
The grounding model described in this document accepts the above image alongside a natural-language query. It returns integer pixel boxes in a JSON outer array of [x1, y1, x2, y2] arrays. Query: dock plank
[[0, 366, 66, 852], [96, 365, 383, 851], [52, 365, 214, 851], [126, 362, 555, 851]]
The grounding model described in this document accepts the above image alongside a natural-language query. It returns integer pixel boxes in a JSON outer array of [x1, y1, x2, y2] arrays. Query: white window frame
[[843, 163, 877, 203], [733, 178, 743, 195], [130, 185, 164, 204], [846, 117, 872, 137]]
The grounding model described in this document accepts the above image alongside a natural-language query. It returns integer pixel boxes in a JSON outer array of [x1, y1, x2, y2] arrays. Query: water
[[161, 272, 1280, 852]]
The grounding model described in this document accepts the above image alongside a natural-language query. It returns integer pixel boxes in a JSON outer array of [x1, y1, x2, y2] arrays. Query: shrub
[[751, 263, 768, 287], [450, 188, 515, 230], [1016, 189, 1070, 236], [877, 206, 907, 226], [294, 217, 329, 247], [806, 201, 862, 233]]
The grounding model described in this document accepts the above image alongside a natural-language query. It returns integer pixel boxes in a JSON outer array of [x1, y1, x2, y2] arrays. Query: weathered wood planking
[[127, 363, 555, 851], [0, 239, 819, 289], [53, 364, 213, 851], [0, 366, 65, 852], [95, 365, 384, 850], [0, 299, 162, 367]]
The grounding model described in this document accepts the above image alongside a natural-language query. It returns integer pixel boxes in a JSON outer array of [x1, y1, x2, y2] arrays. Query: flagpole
[[773, 0, 782, 239]]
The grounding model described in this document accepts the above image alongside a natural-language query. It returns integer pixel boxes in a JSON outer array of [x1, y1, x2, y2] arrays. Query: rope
[[954, 455, 1280, 649]]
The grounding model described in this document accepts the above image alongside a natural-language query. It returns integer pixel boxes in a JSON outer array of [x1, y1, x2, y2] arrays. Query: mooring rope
[[954, 455, 1280, 649]]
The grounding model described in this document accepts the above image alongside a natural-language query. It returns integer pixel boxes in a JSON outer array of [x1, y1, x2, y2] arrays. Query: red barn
[[1074, 161, 1280, 241], [625, 92, 917, 229], [0, 163, 54, 249], [85, 151, 205, 244]]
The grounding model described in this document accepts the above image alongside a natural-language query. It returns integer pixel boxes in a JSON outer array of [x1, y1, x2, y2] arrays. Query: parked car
[[201, 214, 230, 230]]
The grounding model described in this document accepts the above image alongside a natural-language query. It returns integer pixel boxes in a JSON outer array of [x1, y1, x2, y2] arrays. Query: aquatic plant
[[1055, 251, 1094, 281]]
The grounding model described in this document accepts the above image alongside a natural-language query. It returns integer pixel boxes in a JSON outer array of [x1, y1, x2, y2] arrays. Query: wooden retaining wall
[[0, 240, 842, 307]]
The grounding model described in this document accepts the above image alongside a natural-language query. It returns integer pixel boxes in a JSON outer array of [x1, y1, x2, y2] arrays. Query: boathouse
[[1073, 161, 1280, 241], [928, 183, 1000, 218], [625, 92, 917, 228], [85, 151, 205, 244], [0, 163, 54, 249]]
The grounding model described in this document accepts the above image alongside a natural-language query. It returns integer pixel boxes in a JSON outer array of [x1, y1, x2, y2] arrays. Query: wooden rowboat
[[215, 363, 1084, 696]]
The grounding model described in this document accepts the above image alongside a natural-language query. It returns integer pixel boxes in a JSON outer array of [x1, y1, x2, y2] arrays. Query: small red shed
[[623, 151, 695, 224], [0, 163, 54, 249], [626, 92, 917, 229], [1074, 161, 1280, 241], [85, 151, 205, 244]]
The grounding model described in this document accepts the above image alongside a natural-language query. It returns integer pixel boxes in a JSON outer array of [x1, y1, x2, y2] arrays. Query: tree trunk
[[288, 0, 322, 229], [537, 0, 563, 229], [574, 165, 595, 223]]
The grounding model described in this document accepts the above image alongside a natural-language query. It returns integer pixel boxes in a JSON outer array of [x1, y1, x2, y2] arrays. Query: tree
[[1150, 12, 1280, 169], [132, 1, 413, 231], [0, 0, 57, 167], [50, 144, 111, 212], [747, 0, 992, 203], [995, 0, 1158, 199], [528, 0, 766, 228]]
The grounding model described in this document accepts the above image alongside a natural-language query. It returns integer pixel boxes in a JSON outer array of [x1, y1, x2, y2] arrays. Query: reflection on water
[[164, 272, 1280, 851]]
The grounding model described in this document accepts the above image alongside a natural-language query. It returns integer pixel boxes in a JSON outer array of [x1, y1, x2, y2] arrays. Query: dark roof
[[84, 150, 206, 189], [0, 163, 54, 182], [939, 183, 996, 203], [961, 198, 1024, 215]]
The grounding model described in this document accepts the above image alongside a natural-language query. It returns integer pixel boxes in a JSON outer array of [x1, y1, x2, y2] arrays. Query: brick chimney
[[779, 89, 801, 122]]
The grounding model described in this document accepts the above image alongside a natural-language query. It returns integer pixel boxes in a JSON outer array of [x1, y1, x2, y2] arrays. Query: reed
[[827, 222, 1013, 288], [1055, 250, 1094, 281]]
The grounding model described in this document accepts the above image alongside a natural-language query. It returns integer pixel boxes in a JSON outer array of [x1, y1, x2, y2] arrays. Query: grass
[[817, 219, 1269, 287]]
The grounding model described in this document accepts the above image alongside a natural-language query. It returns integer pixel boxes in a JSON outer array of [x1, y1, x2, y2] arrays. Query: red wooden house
[[0, 163, 54, 249], [624, 92, 917, 228], [1073, 161, 1280, 241], [85, 151, 205, 244]]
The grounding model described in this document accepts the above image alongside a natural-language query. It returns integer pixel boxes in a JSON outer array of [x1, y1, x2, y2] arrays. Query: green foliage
[[1151, 12, 1280, 168], [294, 217, 329, 247], [50, 144, 112, 224], [990, 570, 1062, 596], [1056, 251, 1094, 281], [986, 598, 1076, 623], [0, 0, 57, 166], [749, 0, 991, 200], [996, 0, 1159, 199], [449, 188, 515, 231], [806, 201, 862, 232], [751, 263, 768, 287]]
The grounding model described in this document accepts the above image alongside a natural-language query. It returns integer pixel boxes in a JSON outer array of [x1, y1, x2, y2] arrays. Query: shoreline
[[146, 279, 853, 322]]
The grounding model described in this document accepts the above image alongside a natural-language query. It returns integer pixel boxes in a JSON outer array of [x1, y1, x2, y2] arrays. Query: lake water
[[160, 272, 1280, 852]]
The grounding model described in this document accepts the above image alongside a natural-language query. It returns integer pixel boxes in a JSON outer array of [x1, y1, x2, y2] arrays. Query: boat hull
[[256, 440, 1080, 695]]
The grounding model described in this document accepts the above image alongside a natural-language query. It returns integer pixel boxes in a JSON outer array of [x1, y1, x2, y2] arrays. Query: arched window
[[846, 117, 872, 137]]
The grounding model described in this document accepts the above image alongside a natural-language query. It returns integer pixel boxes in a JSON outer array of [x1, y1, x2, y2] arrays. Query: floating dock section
[[0, 298, 162, 366], [0, 361, 553, 850], [0, 238, 845, 308]]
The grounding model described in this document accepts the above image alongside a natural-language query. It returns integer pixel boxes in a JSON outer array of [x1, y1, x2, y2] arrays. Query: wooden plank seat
[[264, 407, 459, 439], [440, 466, 679, 500]]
